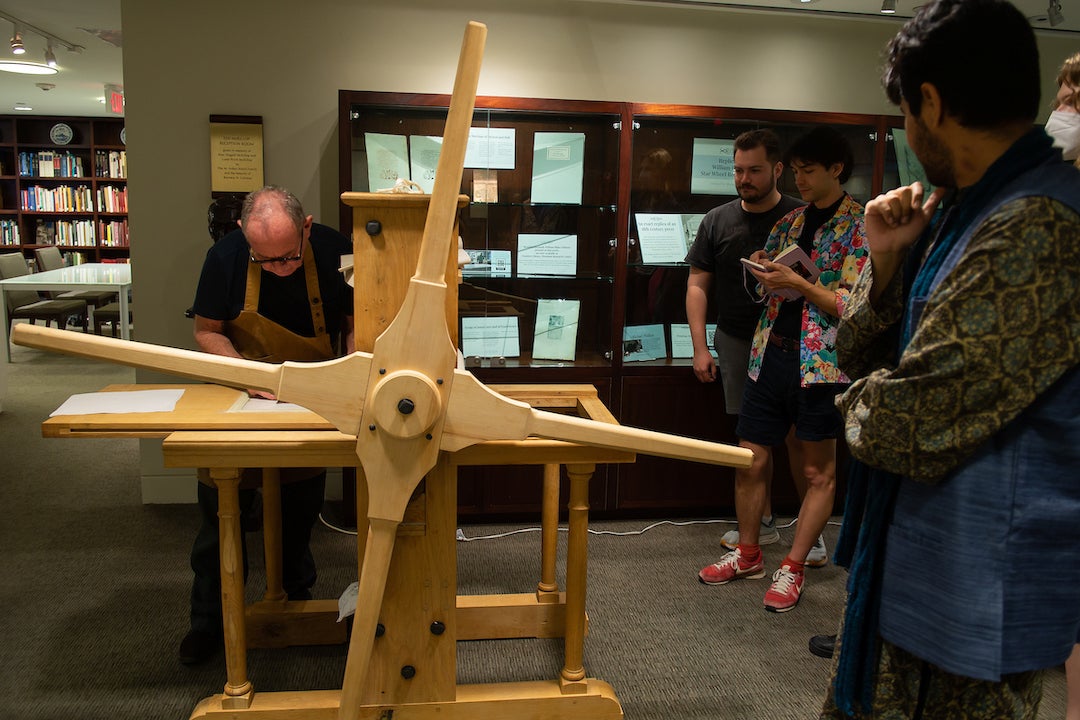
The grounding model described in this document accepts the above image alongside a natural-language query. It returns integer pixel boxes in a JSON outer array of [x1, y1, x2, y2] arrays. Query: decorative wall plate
[[50, 122, 74, 145]]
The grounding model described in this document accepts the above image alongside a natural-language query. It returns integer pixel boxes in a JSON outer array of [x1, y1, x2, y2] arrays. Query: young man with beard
[[685, 130, 813, 568], [698, 126, 868, 615], [821, 1, 1080, 717]]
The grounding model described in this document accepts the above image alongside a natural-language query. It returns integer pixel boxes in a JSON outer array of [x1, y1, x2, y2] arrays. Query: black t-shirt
[[192, 223, 354, 347], [772, 194, 846, 340], [684, 195, 804, 340]]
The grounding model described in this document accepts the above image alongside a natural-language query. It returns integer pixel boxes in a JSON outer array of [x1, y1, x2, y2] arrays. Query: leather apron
[[210, 247, 336, 487], [224, 246, 335, 363]]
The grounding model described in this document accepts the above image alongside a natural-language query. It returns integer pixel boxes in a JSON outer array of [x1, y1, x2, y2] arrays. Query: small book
[[764, 244, 819, 301]]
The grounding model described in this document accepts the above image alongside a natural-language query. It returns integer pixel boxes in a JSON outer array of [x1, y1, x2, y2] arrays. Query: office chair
[[33, 247, 118, 310], [0, 253, 88, 333]]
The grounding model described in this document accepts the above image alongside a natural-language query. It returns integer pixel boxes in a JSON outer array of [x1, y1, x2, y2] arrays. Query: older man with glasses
[[181, 185, 355, 664]]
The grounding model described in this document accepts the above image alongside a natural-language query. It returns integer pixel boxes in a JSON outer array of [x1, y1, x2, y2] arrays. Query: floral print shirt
[[746, 193, 868, 386]]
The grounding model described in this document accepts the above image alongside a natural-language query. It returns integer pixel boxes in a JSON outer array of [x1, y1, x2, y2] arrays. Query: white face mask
[[1046, 110, 1080, 162]]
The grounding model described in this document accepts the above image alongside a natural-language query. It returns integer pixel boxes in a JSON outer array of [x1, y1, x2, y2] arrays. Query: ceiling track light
[[0, 12, 84, 65], [881, 0, 897, 14], [1048, 0, 1064, 26]]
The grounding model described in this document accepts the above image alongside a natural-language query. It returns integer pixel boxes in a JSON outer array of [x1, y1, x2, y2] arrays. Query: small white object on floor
[[338, 581, 359, 622]]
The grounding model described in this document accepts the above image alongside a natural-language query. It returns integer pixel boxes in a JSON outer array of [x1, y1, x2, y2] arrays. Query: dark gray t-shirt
[[684, 195, 803, 339]]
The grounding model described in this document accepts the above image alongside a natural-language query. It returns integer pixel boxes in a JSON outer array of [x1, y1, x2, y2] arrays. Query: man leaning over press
[[181, 185, 354, 664]]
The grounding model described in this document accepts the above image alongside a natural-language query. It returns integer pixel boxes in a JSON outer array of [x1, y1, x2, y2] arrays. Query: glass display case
[[338, 92, 906, 518], [623, 109, 883, 370], [340, 93, 622, 377]]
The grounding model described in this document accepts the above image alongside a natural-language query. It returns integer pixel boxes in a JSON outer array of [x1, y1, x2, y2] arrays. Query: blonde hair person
[[1047, 51, 1080, 168]]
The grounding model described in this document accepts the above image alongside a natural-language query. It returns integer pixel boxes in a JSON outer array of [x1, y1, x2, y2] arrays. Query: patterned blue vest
[[877, 161, 1080, 680]]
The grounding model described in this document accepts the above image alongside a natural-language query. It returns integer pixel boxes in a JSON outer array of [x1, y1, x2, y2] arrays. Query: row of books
[[1, 218, 20, 245], [95, 150, 127, 179], [18, 151, 85, 178], [97, 185, 128, 213], [34, 219, 96, 247], [21, 185, 97, 212], [29, 218, 130, 247], [12, 150, 128, 180], [99, 219, 130, 246]]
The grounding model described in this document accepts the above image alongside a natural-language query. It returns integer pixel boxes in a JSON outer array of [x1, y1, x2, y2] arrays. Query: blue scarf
[[831, 128, 1060, 716]]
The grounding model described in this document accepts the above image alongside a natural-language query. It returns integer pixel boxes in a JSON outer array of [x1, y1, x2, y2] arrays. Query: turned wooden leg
[[209, 467, 253, 707], [261, 468, 286, 603], [538, 463, 560, 601], [560, 462, 594, 693]]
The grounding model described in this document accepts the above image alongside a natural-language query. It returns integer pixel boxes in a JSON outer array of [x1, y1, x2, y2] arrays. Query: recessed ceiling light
[[14, 103, 32, 111], [0, 60, 59, 75]]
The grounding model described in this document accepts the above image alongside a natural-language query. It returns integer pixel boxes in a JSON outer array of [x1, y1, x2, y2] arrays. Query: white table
[[0, 263, 132, 362]]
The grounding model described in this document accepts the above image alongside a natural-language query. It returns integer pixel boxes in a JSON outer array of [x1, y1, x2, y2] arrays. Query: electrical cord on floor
[[318, 512, 358, 536], [454, 516, 843, 542], [316, 509, 842, 540]]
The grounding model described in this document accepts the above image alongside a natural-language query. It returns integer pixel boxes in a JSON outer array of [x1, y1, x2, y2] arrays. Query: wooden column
[[537, 463, 561, 601], [260, 468, 286, 602], [209, 467, 254, 708], [559, 462, 594, 694]]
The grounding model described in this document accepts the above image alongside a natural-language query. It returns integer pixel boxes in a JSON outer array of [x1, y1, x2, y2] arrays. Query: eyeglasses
[[250, 237, 303, 266]]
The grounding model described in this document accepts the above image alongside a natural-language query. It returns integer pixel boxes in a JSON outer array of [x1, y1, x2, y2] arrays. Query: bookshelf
[[0, 115, 128, 264]]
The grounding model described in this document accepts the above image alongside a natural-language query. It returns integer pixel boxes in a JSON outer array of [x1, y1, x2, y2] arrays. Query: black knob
[[430, 621, 445, 635], [375, 623, 385, 638], [401, 665, 416, 679], [397, 398, 415, 415], [366, 219, 382, 236]]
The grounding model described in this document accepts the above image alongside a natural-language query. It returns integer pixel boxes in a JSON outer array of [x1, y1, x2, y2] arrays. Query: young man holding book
[[698, 126, 868, 614], [684, 129, 806, 561]]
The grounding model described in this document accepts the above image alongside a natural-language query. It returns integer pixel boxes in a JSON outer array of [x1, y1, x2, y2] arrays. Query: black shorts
[[736, 340, 846, 446]]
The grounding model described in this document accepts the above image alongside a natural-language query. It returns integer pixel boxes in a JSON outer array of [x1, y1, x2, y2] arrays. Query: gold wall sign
[[209, 118, 264, 193]]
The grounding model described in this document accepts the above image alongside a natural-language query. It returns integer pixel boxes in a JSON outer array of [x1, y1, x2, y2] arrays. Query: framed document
[[622, 324, 667, 362], [533, 299, 580, 361], [461, 316, 520, 358]]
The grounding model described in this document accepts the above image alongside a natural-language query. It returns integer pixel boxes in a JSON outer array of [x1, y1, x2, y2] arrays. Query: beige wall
[[119, 0, 1077, 499]]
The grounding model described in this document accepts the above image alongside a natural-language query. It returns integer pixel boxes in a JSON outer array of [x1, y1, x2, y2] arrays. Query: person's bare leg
[[787, 438, 835, 563], [1066, 643, 1080, 720], [735, 439, 772, 547]]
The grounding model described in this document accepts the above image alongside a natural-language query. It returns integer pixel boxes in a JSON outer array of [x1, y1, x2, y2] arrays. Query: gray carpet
[[0, 341, 1068, 719]]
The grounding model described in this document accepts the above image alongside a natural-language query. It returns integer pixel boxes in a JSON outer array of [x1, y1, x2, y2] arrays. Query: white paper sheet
[[517, 234, 577, 276], [461, 316, 521, 358], [532, 298, 580, 361], [531, 132, 585, 204], [364, 132, 410, 192], [49, 389, 185, 416], [670, 323, 719, 359], [690, 138, 737, 195], [636, 213, 688, 264], [409, 135, 443, 193], [465, 127, 516, 169]]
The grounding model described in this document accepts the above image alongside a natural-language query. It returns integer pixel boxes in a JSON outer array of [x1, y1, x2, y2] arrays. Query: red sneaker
[[763, 563, 805, 612], [698, 549, 766, 585]]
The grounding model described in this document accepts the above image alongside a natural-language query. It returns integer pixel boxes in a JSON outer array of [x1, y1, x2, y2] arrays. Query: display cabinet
[[0, 116, 128, 264], [339, 91, 906, 519]]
